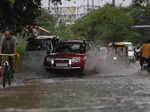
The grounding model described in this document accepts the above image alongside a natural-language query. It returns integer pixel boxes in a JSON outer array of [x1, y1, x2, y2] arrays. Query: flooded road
[[0, 51, 150, 112]]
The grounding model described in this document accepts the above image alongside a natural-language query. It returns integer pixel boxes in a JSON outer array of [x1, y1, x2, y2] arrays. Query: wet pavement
[[0, 51, 150, 112]]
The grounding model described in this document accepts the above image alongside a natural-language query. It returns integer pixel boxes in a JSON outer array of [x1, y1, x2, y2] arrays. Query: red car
[[44, 40, 88, 72]]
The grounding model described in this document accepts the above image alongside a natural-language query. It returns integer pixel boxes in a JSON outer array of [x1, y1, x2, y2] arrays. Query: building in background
[[41, 0, 133, 24]]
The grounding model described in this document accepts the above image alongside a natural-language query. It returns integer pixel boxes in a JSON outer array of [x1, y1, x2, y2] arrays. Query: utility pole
[[112, 0, 115, 7], [87, 0, 89, 12], [92, 0, 94, 10], [48, 0, 51, 11]]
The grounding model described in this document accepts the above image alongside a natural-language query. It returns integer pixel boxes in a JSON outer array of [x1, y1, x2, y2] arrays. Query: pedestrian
[[140, 40, 150, 70]]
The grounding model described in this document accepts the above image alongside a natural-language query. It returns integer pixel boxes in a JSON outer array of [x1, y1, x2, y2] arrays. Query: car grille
[[54, 58, 69, 63]]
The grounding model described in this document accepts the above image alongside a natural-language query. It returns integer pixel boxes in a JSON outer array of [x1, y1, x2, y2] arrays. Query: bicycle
[[0, 54, 15, 88]]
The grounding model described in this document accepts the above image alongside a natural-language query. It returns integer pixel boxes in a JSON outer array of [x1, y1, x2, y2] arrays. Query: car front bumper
[[45, 65, 82, 70]]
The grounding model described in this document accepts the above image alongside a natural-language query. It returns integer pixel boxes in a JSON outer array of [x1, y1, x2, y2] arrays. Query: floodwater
[[0, 51, 149, 112]]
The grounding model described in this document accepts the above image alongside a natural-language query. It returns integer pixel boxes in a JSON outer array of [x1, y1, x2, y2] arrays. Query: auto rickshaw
[[108, 42, 135, 63]]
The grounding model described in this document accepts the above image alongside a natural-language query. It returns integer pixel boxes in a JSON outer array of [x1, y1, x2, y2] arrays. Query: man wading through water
[[0, 31, 17, 78]]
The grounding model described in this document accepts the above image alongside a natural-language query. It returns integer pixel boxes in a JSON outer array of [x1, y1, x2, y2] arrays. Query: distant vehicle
[[123, 42, 135, 62], [26, 35, 59, 51], [44, 40, 89, 73], [108, 42, 135, 63]]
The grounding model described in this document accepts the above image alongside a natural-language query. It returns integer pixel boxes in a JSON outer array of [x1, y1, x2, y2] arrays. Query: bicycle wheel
[[8, 70, 12, 86], [2, 74, 6, 88], [2, 66, 8, 88]]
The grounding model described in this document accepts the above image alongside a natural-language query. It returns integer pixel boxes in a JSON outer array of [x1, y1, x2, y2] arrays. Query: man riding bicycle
[[140, 40, 150, 70], [0, 31, 17, 76]]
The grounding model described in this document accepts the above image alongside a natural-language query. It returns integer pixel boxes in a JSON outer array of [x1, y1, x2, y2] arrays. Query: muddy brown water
[[0, 50, 149, 112]]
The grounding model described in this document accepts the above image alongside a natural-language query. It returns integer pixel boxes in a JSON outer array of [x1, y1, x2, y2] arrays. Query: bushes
[[17, 40, 26, 58]]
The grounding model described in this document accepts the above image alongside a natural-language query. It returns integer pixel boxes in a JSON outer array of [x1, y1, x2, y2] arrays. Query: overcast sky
[[41, 0, 132, 8]]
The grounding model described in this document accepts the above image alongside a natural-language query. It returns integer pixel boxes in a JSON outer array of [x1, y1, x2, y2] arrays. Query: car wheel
[[79, 66, 85, 72], [77, 66, 85, 77]]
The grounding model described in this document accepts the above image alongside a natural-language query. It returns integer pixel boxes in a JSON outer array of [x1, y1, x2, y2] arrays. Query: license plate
[[56, 63, 68, 67]]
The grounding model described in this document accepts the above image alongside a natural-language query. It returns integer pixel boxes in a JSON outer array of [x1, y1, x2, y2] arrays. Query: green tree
[[35, 9, 57, 35], [71, 5, 135, 43], [9, 0, 15, 6], [132, 0, 149, 6], [0, 0, 62, 32], [35, 9, 74, 39], [55, 23, 75, 40], [0, 0, 41, 32], [130, 4, 150, 42], [130, 4, 150, 25]]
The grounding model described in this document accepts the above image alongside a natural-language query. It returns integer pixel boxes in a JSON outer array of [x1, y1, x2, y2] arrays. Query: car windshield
[[55, 43, 85, 53]]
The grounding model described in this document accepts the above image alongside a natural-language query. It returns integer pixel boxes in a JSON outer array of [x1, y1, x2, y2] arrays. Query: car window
[[71, 44, 80, 50], [55, 43, 85, 53]]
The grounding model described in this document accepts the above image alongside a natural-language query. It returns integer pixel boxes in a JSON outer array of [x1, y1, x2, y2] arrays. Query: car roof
[[120, 42, 132, 45], [108, 42, 132, 46], [63, 40, 86, 44], [36, 35, 57, 40]]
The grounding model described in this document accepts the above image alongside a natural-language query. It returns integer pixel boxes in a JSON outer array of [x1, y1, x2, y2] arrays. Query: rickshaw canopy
[[108, 42, 128, 47]]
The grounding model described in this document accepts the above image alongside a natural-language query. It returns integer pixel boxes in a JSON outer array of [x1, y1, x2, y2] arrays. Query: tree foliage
[[0, 0, 61, 32], [130, 4, 150, 25], [35, 9, 73, 39], [0, 0, 41, 32], [71, 5, 136, 43], [56, 23, 74, 40], [35, 9, 57, 35], [132, 0, 149, 6], [129, 4, 150, 42]]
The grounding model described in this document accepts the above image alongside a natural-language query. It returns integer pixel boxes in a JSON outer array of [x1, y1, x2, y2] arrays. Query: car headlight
[[113, 57, 117, 60], [51, 59, 54, 64], [72, 57, 81, 62], [47, 58, 54, 64]]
